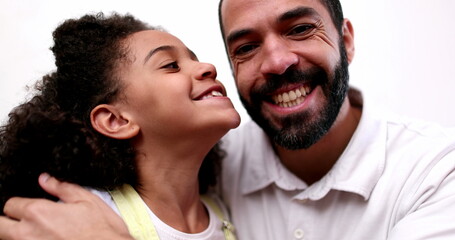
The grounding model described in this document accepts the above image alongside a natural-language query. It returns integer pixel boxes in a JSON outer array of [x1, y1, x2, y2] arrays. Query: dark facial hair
[[239, 42, 349, 150]]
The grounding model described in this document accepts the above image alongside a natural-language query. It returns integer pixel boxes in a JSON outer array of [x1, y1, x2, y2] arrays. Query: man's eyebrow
[[143, 45, 175, 64], [226, 29, 253, 47], [226, 7, 319, 46], [278, 6, 319, 23]]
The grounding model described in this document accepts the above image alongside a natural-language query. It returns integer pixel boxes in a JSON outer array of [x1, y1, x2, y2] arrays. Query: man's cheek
[[235, 80, 249, 98]]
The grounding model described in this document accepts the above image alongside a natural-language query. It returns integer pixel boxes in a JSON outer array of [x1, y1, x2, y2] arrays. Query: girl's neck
[[136, 180, 208, 233], [132, 139, 213, 233]]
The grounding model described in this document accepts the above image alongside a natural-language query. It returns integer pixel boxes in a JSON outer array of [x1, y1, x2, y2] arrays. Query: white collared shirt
[[221, 89, 455, 240]]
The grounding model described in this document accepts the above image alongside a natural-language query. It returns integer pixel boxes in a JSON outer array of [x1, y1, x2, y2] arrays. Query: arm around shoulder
[[0, 174, 133, 240]]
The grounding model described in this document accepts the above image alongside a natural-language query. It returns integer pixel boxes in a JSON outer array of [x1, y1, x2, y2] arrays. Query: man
[[1, 0, 455, 239], [218, 0, 455, 239]]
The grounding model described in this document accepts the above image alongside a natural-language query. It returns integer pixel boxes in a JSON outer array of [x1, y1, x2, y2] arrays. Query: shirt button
[[294, 228, 304, 239]]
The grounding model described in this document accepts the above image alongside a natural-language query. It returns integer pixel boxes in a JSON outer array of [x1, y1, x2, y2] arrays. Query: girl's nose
[[194, 62, 217, 80]]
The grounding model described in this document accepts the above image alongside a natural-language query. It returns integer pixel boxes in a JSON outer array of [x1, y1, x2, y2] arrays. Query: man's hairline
[[218, 0, 337, 39]]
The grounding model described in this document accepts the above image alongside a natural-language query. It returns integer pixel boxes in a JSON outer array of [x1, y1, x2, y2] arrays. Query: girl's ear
[[90, 104, 139, 139]]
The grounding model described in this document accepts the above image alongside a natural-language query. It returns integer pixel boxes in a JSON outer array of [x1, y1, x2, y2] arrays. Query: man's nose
[[259, 36, 299, 75]]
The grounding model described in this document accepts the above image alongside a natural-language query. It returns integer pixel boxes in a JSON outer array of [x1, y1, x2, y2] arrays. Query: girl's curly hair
[[0, 12, 223, 213]]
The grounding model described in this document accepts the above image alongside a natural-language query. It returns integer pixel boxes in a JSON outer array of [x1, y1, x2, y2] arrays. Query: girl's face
[[115, 30, 240, 142]]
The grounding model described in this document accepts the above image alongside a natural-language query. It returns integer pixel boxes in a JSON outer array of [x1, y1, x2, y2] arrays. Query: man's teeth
[[201, 90, 223, 100], [272, 86, 311, 108]]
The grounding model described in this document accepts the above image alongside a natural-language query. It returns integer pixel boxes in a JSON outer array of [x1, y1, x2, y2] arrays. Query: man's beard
[[239, 44, 350, 150]]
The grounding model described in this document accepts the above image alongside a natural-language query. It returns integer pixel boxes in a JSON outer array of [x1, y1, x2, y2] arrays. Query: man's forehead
[[221, 0, 326, 14], [221, 0, 330, 32]]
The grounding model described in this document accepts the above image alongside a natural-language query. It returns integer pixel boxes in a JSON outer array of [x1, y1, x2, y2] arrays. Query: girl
[[0, 12, 240, 240]]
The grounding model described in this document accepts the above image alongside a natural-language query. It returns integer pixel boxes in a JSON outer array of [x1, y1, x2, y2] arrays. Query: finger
[[0, 216, 17, 239], [3, 197, 54, 221], [38, 173, 95, 203]]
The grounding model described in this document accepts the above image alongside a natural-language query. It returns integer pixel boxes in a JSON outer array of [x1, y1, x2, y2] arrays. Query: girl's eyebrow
[[143, 46, 197, 64], [143, 45, 175, 64], [188, 49, 198, 60]]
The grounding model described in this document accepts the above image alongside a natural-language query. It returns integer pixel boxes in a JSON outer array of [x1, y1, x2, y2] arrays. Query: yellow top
[[109, 184, 236, 240]]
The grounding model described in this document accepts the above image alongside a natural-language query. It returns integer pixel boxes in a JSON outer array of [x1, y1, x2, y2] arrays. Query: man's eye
[[162, 61, 180, 69], [288, 24, 313, 35], [234, 44, 258, 56]]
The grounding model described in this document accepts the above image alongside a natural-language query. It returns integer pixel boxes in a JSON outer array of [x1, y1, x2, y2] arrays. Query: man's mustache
[[253, 67, 328, 96]]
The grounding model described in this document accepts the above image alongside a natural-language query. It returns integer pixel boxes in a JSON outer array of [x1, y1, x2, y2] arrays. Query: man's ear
[[90, 104, 139, 139], [342, 18, 355, 64]]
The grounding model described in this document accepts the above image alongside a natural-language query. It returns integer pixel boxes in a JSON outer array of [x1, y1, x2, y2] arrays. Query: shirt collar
[[240, 88, 387, 201]]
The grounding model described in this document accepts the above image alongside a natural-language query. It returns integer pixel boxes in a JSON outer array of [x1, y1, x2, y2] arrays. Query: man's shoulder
[[380, 113, 455, 168], [385, 113, 455, 144]]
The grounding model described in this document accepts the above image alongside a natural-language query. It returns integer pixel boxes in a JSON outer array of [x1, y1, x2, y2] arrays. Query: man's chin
[[259, 110, 284, 129]]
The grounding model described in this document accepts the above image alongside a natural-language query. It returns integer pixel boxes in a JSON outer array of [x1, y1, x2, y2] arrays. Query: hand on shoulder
[[0, 173, 133, 240]]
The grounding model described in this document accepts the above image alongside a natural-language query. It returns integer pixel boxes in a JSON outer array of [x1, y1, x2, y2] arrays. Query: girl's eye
[[288, 24, 314, 36], [162, 61, 180, 70]]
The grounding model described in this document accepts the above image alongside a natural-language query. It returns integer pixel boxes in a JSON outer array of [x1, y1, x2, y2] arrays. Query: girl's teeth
[[201, 91, 223, 100], [212, 91, 223, 97]]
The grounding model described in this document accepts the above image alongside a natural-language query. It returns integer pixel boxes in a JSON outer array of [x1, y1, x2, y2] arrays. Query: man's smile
[[272, 84, 312, 108]]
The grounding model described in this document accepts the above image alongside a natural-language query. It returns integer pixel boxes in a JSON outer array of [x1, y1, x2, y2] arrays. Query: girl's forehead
[[128, 30, 186, 50]]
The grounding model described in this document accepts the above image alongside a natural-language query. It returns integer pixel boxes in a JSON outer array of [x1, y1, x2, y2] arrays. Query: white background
[[1, 0, 455, 127]]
